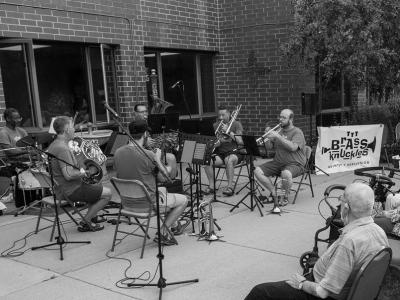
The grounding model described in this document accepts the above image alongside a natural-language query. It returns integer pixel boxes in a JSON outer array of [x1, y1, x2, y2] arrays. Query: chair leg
[[292, 174, 306, 204], [232, 165, 244, 191], [308, 171, 314, 197], [216, 168, 224, 189], [111, 211, 122, 252], [140, 218, 151, 259], [134, 217, 151, 239]]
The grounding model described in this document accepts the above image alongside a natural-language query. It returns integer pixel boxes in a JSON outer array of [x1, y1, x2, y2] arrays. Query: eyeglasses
[[137, 110, 148, 114]]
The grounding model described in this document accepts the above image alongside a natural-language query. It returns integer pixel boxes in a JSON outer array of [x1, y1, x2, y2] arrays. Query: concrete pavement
[[0, 160, 393, 300]]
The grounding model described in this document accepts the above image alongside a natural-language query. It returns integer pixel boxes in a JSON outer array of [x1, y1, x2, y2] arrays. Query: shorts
[[157, 186, 187, 209], [68, 183, 103, 204], [258, 160, 304, 178], [215, 150, 244, 164]]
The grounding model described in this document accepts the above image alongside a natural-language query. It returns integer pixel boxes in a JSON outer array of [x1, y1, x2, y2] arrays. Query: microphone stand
[[104, 105, 198, 299], [17, 140, 91, 261]]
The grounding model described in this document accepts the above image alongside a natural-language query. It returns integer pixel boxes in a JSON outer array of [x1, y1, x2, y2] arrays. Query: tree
[[283, 0, 400, 102]]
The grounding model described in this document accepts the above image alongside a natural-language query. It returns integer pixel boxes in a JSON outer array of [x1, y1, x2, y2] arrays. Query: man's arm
[[286, 273, 330, 299], [57, 150, 86, 181]]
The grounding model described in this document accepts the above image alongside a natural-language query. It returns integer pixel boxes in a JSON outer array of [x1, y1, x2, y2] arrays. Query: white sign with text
[[315, 124, 383, 174]]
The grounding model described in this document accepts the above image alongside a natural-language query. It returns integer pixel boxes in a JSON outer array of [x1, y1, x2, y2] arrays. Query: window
[[144, 49, 216, 117], [0, 39, 118, 128]]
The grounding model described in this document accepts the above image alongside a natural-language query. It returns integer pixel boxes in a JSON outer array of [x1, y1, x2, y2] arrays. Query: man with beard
[[254, 109, 306, 213]]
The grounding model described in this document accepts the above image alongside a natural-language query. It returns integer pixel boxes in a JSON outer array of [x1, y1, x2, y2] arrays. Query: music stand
[[180, 119, 200, 134], [229, 135, 264, 217], [148, 113, 180, 134]]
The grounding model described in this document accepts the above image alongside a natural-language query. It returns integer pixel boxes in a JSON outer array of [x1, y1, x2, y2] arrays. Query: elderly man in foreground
[[245, 182, 389, 300]]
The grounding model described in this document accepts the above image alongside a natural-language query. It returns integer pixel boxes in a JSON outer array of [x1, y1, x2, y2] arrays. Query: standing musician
[[134, 103, 178, 179], [254, 109, 306, 212], [204, 106, 243, 197], [113, 119, 188, 246], [47, 116, 112, 232]]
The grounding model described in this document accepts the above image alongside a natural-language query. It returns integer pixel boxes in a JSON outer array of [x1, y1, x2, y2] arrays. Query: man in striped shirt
[[245, 182, 388, 300]]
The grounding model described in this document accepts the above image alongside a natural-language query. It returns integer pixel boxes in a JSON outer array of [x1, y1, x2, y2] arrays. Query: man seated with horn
[[204, 105, 244, 197], [245, 182, 388, 300], [47, 116, 112, 232], [113, 119, 188, 246], [254, 109, 306, 213]]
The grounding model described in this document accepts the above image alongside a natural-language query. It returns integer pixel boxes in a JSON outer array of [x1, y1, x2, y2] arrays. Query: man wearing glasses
[[254, 109, 306, 213], [245, 182, 388, 300]]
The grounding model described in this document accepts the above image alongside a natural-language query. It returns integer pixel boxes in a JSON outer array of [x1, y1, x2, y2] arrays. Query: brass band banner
[[315, 124, 383, 174]]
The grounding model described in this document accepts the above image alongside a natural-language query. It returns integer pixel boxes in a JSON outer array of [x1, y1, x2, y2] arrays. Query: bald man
[[245, 182, 389, 300], [254, 109, 306, 212]]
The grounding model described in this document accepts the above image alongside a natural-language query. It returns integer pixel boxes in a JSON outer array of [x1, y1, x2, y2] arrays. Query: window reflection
[[34, 43, 90, 127], [0, 43, 34, 127]]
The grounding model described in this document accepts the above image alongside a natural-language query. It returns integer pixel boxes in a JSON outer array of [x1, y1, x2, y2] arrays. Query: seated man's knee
[[102, 186, 112, 200], [281, 169, 292, 180], [254, 167, 263, 178]]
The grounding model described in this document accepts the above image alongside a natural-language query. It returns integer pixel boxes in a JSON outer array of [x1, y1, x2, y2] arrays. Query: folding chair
[[34, 171, 94, 240], [110, 177, 176, 259], [214, 157, 250, 192], [346, 247, 392, 300], [274, 145, 314, 204]]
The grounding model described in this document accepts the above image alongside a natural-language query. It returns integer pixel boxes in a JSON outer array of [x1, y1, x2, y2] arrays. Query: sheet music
[[193, 143, 206, 161], [181, 140, 196, 163]]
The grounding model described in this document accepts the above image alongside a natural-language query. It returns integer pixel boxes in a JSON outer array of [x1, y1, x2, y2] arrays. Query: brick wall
[[217, 0, 315, 140], [0, 0, 316, 140]]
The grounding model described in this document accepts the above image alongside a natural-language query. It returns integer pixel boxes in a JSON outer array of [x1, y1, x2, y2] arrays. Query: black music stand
[[148, 113, 180, 134], [229, 135, 264, 217]]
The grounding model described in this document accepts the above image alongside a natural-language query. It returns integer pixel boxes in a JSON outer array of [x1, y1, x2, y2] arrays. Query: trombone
[[212, 105, 242, 152], [256, 123, 282, 145]]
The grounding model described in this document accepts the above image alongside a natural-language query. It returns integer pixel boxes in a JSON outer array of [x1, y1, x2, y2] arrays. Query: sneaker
[[260, 195, 274, 204], [78, 221, 104, 232], [222, 187, 234, 196], [171, 223, 184, 236], [271, 206, 281, 214], [153, 233, 176, 246]]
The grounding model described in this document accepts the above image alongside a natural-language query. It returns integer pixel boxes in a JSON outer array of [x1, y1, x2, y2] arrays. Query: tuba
[[68, 137, 106, 184], [151, 96, 174, 114]]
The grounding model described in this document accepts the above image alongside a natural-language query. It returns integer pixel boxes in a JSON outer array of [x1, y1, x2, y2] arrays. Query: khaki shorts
[[157, 187, 187, 209], [259, 160, 304, 178]]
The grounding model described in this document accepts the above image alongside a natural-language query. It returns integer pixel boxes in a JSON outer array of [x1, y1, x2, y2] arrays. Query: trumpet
[[256, 123, 282, 145]]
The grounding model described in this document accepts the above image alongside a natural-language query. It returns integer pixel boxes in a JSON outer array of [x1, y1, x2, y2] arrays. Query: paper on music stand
[[180, 140, 196, 163], [193, 143, 206, 161]]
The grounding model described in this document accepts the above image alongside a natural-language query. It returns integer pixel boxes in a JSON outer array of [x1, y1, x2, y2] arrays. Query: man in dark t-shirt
[[114, 119, 188, 246], [254, 109, 306, 213], [47, 116, 112, 232], [204, 106, 244, 197]]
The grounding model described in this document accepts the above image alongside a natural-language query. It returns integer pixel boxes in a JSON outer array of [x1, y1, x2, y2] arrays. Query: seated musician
[[204, 106, 244, 197], [245, 182, 388, 300], [254, 109, 306, 212], [0, 108, 29, 162], [47, 116, 111, 232], [0, 108, 31, 207], [113, 119, 188, 246], [134, 102, 177, 178]]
